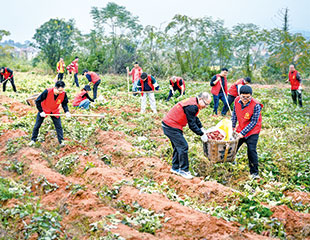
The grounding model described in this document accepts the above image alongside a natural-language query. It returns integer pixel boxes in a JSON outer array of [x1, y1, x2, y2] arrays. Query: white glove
[[40, 112, 46, 118], [297, 86, 302, 94], [66, 112, 71, 118], [172, 90, 175, 95], [201, 134, 208, 142], [201, 127, 207, 134]]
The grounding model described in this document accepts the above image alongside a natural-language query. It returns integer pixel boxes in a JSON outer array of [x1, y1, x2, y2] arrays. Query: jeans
[[236, 134, 259, 175], [141, 93, 157, 113], [77, 99, 90, 110], [166, 87, 185, 101], [93, 80, 101, 99], [162, 122, 189, 172], [74, 73, 79, 87], [213, 92, 228, 115], [291, 90, 302, 107], [31, 112, 64, 144], [57, 73, 64, 81], [2, 77, 17, 92], [221, 94, 236, 115]]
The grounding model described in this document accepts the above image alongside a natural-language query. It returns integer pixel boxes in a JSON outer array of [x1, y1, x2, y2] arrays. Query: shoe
[[178, 170, 194, 179], [170, 168, 180, 175], [28, 140, 35, 146], [250, 173, 260, 180], [59, 141, 66, 147]]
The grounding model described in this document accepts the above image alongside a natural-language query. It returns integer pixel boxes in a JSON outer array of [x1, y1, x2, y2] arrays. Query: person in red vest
[[82, 69, 101, 99], [29, 81, 71, 147], [222, 77, 251, 115], [72, 85, 94, 110], [126, 61, 143, 94], [166, 76, 185, 101], [0, 67, 16, 92], [287, 64, 302, 107], [137, 72, 159, 114], [67, 57, 79, 87], [162, 92, 211, 179], [210, 68, 229, 116], [232, 85, 263, 179]]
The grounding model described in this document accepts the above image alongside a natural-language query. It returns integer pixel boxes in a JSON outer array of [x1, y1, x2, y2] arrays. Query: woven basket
[[203, 133, 239, 163], [26, 93, 40, 106]]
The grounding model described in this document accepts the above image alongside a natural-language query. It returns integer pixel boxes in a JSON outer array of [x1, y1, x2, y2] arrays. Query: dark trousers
[[166, 87, 185, 101], [3, 77, 17, 92], [291, 90, 302, 107], [236, 134, 259, 175], [162, 122, 189, 172], [222, 94, 236, 115], [31, 113, 64, 144], [93, 80, 101, 99], [57, 73, 64, 81], [213, 92, 228, 115], [74, 73, 79, 87]]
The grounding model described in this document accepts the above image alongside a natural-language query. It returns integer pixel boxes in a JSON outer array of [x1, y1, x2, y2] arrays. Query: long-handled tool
[[1, 77, 11, 85], [127, 70, 130, 93], [121, 90, 162, 94], [219, 80, 232, 116], [46, 113, 105, 118]]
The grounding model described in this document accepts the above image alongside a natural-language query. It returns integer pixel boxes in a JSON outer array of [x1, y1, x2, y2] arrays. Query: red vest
[[288, 70, 300, 90], [163, 97, 199, 131], [73, 90, 87, 107], [170, 77, 185, 91], [235, 96, 263, 137], [41, 88, 65, 118], [140, 75, 154, 96], [130, 67, 143, 83], [211, 74, 227, 95], [88, 72, 100, 84], [1, 68, 13, 79], [228, 79, 245, 97]]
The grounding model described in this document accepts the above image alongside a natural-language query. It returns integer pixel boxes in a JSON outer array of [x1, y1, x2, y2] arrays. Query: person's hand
[[172, 90, 175, 95], [126, 67, 129, 72], [40, 112, 46, 118], [66, 112, 71, 118], [285, 79, 289, 83], [238, 133, 244, 138], [201, 134, 208, 142]]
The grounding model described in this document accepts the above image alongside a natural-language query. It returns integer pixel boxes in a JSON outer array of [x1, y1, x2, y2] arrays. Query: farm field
[[0, 72, 309, 240]]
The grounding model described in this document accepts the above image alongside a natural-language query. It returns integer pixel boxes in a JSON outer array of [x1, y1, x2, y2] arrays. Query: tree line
[[1, 3, 310, 82]]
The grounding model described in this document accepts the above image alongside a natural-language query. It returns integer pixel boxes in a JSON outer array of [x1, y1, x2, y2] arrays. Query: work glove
[[297, 86, 302, 94], [155, 86, 159, 91], [201, 134, 208, 142], [65, 112, 71, 118], [172, 90, 175, 95], [201, 127, 207, 134], [40, 112, 46, 118]]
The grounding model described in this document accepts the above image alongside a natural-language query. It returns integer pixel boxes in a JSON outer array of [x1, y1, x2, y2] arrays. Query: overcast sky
[[1, 0, 309, 43]]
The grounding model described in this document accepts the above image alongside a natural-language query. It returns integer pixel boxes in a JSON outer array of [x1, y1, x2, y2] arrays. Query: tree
[[91, 2, 142, 73], [232, 23, 266, 78], [32, 19, 76, 70]]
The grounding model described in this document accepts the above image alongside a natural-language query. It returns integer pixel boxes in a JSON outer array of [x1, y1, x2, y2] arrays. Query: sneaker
[[59, 141, 66, 147], [178, 170, 194, 179], [28, 140, 36, 146], [170, 168, 180, 175]]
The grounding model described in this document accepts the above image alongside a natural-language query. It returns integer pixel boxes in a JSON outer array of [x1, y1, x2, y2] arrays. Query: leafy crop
[[55, 154, 79, 176]]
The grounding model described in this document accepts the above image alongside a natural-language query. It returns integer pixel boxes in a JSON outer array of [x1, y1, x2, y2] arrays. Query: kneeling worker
[[73, 85, 94, 110], [29, 81, 71, 147], [232, 85, 263, 179], [162, 92, 211, 179]]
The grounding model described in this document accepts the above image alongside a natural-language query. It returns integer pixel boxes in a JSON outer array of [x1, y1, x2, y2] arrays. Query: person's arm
[[240, 104, 262, 136], [183, 105, 204, 136], [231, 104, 237, 129], [180, 79, 185, 95], [296, 72, 302, 83], [35, 89, 49, 113], [196, 116, 203, 129], [85, 74, 92, 82], [61, 93, 69, 113], [151, 76, 159, 90], [136, 80, 142, 91], [82, 92, 94, 102], [210, 75, 218, 86]]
